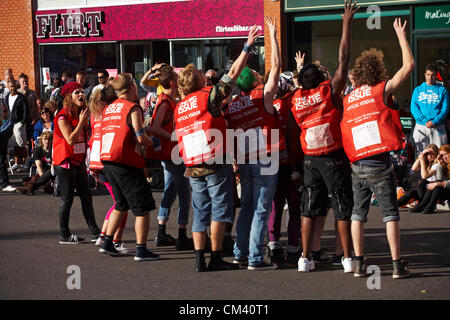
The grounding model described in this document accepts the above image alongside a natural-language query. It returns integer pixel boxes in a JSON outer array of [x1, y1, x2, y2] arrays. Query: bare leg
[[193, 231, 207, 250], [210, 221, 226, 251], [337, 220, 352, 258], [301, 217, 314, 260], [386, 221, 400, 261], [135, 213, 150, 245], [351, 220, 365, 257]]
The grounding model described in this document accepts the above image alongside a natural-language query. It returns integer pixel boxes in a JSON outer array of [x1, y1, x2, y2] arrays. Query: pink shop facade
[[36, 0, 265, 94]]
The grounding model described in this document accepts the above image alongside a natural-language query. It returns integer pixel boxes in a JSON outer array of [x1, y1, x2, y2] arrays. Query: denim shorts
[[301, 150, 353, 220], [189, 165, 234, 232], [351, 163, 400, 223]]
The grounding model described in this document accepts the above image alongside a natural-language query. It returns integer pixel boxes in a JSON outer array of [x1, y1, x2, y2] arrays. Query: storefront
[[283, 0, 450, 115], [35, 0, 265, 96]]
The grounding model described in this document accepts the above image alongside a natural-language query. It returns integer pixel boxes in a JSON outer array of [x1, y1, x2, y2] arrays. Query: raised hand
[[79, 108, 89, 126], [295, 50, 306, 69], [246, 25, 262, 47], [393, 17, 408, 39], [264, 16, 277, 37], [342, 0, 359, 23]]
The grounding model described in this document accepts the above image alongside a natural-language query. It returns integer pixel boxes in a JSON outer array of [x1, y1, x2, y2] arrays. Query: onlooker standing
[[18, 73, 39, 127], [0, 92, 16, 192], [411, 64, 450, 155], [4, 80, 28, 172], [91, 69, 109, 95]]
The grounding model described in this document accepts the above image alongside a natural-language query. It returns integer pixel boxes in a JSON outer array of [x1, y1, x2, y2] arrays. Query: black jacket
[[3, 92, 28, 124]]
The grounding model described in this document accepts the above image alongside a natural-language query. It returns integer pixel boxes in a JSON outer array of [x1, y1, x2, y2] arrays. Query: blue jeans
[[189, 165, 234, 232], [234, 161, 278, 266], [158, 160, 191, 225]]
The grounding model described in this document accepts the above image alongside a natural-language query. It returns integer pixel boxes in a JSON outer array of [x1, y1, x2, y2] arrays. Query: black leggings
[[55, 163, 100, 239]]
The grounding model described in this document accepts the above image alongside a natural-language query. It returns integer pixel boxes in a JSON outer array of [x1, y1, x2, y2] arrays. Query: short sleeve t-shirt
[[428, 163, 445, 182]]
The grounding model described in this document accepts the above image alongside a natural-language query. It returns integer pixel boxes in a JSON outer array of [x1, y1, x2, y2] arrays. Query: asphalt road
[[1, 172, 449, 307]]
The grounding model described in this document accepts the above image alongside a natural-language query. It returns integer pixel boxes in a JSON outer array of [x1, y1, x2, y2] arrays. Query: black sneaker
[[99, 241, 120, 256], [392, 260, 410, 279], [248, 261, 278, 271], [311, 249, 331, 263], [409, 206, 424, 213], [175, 237, 194, 251], [269, 247, 285, 264], [134, 249, 160, 261], [207, 258, 240, 271], [354, 258, 367, 278], [331, 254, 344, 267], [154, 234, 176, 246], [59, 234, 84, 244]]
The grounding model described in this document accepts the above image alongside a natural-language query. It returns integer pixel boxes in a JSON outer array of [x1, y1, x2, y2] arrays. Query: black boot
[[194, 250, 207, 272], [207, 251, 239, 271]]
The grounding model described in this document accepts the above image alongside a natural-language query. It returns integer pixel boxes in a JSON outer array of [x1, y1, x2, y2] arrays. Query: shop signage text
[[415, 5, 450, 30], [36, 12, 103, 39]]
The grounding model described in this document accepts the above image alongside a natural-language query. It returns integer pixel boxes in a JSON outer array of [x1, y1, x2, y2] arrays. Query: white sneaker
[[298, 256, 315, 272], [342, 257, 355, 273], [114, 242, 134, 254], [95, 237, 104, 246], [10, 163, 19, 171], [2, 185, 16, 192]]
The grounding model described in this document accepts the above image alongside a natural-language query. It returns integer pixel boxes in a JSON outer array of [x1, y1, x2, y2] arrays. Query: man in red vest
[[286, 0, 358, 273]]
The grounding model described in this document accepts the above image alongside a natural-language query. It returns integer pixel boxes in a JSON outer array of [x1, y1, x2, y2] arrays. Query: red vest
[[52, 107, 87, 166], [144, 93, 178, 161], [88, 115, 103, 171], [100, 98, 145, 168], [174, 87, 227, 167], [341, 80, 404, 163], [288, 80, 342, 156], [224, 85, 286, 160]]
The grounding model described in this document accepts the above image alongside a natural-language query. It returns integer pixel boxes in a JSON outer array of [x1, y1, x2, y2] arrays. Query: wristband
[[135, 128, 145, 137], [243, 42, 253, 54]]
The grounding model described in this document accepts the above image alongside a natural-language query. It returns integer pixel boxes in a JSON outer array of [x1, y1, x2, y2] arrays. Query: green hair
[[236, 67, 256, 92]]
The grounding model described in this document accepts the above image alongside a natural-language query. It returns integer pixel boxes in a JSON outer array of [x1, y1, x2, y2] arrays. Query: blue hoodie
[[411, 82, 449, 126]]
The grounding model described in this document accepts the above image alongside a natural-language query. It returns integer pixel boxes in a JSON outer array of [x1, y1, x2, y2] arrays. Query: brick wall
[[0, 0, 39, 93], [263, 0, 286, 74]]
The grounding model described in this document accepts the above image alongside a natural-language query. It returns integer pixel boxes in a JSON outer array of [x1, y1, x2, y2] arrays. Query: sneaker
[[342, 257, 355, 273], [114, 241, 134, 254], [232, 258, 249, 268], [11, 163, 19, 171], [331, 254, 344, 266], [95, 237, 104, 246], [354, 259, 367, 278], [248, 261, 278, 271], [134, 249, 160, 261], [298, 256, 315, 272], [392, 260, 410, 279], [311, 249, 331, 263], [207, 258, 240, 271], [175, 237, 194, 251], [154, 234, 176, 246], [406, 200, 418, 208], [2, 185, 16, 192], [59, 234, 84, 244], [99, 241, 120, 256], [269, 247, 285, 264]]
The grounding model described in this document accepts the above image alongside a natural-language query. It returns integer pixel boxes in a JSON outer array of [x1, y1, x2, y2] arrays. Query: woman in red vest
[[98, 73, 159, 261], [89, 87, 130, 253], [340, 18, 415, 279], [53, 81, 101, 244]]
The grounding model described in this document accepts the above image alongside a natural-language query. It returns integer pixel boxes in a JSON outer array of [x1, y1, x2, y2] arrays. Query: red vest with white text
[[145, 93, 178, 161], [52, 107, 87, 166], [88, 115, 103, 171], [341, 80, 404, 163], [174, 87, 227, 167], [100, 98, 145, 168], [224, 85, 286, 160], [288, 80, 342, 156]]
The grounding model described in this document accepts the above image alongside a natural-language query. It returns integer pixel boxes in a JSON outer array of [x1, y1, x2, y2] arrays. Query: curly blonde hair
[[352, 48, 389, 87], [178, 63, 203, 96]]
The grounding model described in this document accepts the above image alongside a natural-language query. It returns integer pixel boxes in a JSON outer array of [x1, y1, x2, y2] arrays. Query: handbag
[[0, 119, 14, 139]]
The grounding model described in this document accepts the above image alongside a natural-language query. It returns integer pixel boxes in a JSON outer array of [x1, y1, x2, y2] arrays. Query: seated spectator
[[17, 131, 55, 195], [398, 144, 439, 207], [33, 107, 54, 145], [44, 99, 58, 117]]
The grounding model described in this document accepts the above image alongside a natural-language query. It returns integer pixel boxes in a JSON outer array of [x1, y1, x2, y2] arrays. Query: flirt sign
[[36, 12, 103, 39]]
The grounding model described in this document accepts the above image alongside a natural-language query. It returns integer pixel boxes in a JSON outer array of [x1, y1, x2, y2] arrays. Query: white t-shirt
[[427, 163, 444, 182], [8, 94, 18, 112]]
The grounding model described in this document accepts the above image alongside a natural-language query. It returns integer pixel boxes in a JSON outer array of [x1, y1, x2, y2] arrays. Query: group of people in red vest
[[52, 0, 413, 278]]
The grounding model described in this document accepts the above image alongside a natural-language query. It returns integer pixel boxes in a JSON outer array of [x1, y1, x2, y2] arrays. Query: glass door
[[120, 42, 152, 97]]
